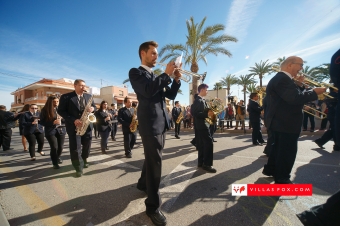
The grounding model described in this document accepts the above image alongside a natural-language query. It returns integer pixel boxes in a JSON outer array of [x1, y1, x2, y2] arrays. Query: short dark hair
[[175, 101, 179, 105], [132, 102, 137, 107], [0, 105, 6, 110], [250, 93, 258, 99], [124, 96, 130, 104], [198, 84, 209, 93], [111, 103, 115, 106], [139, 41, 158, 60], [99, 101, 108, 111], [74, 79, 85, 85]]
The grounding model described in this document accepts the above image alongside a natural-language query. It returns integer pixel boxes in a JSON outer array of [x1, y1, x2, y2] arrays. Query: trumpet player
[[94, 101, 112, 154], [58, 79, 96, 177], [129, 41, 181, 226], [40, 96, 66, 169], [191, 83, 217, 173], [172, 101, 182, 139], [118, 97, 136, 158], [262, 56, 326, 184]]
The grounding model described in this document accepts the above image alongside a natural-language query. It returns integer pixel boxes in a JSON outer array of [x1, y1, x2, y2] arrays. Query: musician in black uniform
[[109, 103, 118, 141], [0, 105, 20, 151], [22, 104, 45, 160], [58, 79, 96, 177], [118, 97, 136, 158], [94, 101, 112, 154], [172, 101, 182, 139], [247, 93, 265, 146], [40, 96, 66, 169], [191, 83, 216, 173], [129, 41, 180, 226]]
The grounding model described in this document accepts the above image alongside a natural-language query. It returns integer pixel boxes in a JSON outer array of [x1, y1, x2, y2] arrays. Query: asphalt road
[[0, 127, 339, 226]]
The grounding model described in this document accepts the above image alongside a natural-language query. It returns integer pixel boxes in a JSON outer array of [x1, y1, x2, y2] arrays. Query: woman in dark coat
[[94, 101, 112, 154], [18, 104, 30, 151], [40, 96, 66, 169]]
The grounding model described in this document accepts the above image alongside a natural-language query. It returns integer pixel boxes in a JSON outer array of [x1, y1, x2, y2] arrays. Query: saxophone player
[[118, 97, 136, 158], [94, 101, 112, 154], [58, 79, 96, 177], [172, 101, 182, 139]]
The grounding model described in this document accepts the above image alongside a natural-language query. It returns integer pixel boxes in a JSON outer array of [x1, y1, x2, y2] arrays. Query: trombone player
[[129, 41, 181, 226], [262, 56, 326, 184]]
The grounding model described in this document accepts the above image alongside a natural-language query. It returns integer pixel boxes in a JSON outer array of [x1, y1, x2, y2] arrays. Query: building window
[[119, 90, 123, 96]]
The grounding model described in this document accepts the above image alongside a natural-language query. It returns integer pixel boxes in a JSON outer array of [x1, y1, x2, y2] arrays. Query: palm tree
[[219, 74, 238, 96], [249, 59, 272, 88], [236, 74, 257, 107], [309, 63, 330, 82], [273, 56, 286, 67], [213, 82, 223, 98], [246, 83, 257, 94], [158, 16, 238, 102], [123, 68, 164, 84]]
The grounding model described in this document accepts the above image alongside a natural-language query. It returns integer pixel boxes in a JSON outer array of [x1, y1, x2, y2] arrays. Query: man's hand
[[74, 119, 83, 127], [208, 110, 214, 117], [164, 62, 176, 76], [313, 87, 327, 95], [87, 106, 94, 113]]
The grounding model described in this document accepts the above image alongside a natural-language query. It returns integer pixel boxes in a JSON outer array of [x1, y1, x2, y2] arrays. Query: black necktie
[[79, 96, 85, 112]]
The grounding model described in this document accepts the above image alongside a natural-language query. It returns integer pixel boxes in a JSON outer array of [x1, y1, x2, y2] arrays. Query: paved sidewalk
[[0, 128, 339, 225]]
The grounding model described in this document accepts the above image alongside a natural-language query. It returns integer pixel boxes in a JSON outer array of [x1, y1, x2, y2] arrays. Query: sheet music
[[175, 52, 183, 67]]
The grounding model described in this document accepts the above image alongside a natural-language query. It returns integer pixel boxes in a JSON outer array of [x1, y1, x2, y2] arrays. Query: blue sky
[[1, 0, 340, 109]]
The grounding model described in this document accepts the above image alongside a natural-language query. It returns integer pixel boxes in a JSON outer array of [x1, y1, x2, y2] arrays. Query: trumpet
[[156, 62, 206, 83], [271, 66, 335, 99]]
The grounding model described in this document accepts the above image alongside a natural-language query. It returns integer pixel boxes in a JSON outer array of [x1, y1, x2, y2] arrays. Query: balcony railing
[[24, 96, 48, 102]]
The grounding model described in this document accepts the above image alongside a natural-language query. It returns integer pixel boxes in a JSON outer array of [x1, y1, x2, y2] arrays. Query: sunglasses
[[31, 108, 38, 109]]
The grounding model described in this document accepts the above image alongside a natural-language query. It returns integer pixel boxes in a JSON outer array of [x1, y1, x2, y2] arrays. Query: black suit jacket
[[108, 109, 118, 124], [22, 111, 44, 135], [40, 108, 66, 136], [118, 107, 133, 133], [129, 66, 180, 136], [247, 99, 263, 122], [265, 72, 318, 134], [57, 91, 96, 135], [172, 107, 182, 122], [191, 96, 210, 130], [95, 110, 112, 132]]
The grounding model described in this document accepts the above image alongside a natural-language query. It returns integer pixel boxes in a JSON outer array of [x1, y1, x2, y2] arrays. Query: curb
[[0, 205, 9, 226]]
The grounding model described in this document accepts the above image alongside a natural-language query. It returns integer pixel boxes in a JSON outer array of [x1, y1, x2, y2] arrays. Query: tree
[[236, 74, 257, 107], [309, 63, 330, 82], [273, 56, 286, 67], [249, 59, 272, 88], [219, 74, 238, 96], [122, 68, 163, 84], [158, 16, 237, 102], [246, 83, 257, 94], [213, 82, 223, 98]]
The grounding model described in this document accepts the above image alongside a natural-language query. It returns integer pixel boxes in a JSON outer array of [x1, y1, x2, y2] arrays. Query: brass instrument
[[76, 94, 96, 136], [205, 98, 225, 125], [156, 62, 206, 83], [271, 66, 335, 99], [130, 107, 138, 133], [176, 110, 183, 124], [303, 105, 327, 120]]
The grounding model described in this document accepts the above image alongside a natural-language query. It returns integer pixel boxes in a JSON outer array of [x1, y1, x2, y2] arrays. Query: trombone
[[156, 62, 206, 83], [303, 105, 327, 120]]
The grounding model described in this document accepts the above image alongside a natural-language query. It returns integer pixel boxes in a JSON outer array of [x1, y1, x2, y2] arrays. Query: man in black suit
[[118, 97, 136, 158], [262, 56, 326, 184], [129, 41, 181, 226], [191, 83, 216, 173], [247, 92, 265, 146], [0, 105, 20, 151], [58, 79, 96, 177], [109, 103, 118, 141], [172, 101, 182, 139]]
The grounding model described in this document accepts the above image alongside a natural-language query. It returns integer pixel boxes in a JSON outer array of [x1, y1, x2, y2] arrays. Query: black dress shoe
[[53, 164, 60, 169], [102, 150, 107, 154], [262, 169, 274, 177], [197, 163, 203, 168], [275, 179, 293, 184], [136, 185, 147, 194], [76, 171, 83, 177], [175, 136, 180, 139], [313, 140, 324, 149], [3, 148, 14, 151], [126, 153, 132, 158], [58, 158, 63, 164], [112, 137, 116, 141], [146, 210, 167, 226], [213, 140, 217, 142], [261, 141, 267, 144], [84, 162, 89, 168], [202, 164, 217, 173], [253, 143, 263, 146], [106, 147, 109, 150]]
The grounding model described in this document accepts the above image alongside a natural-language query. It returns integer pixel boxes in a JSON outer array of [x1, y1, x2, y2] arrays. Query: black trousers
[[0, 128, 12, 151], [197, 128, 213, 166], [68, 130, 92, 172], [25, 132, 44, 158], [174, 122, 181, 136], [263, 129, 273, 156], [99, 127, 111, 152], [303, 112, 315, 130], [123, 130, 136, 155], [137, 133, 166, 214], [298, 189, 340, 225], [45, 132, 65, 165], [251, 121, 264, 144], [320, 117, 328, 129], [264, 131, 299, 183], [111, 123, 118, 139], [209, 124, 216, 138]]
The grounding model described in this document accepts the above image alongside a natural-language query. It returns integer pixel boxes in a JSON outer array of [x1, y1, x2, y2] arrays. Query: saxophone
[[176, 110, 183, 124], [130, 107, 138, 133], [76, 94, 96, 136]]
